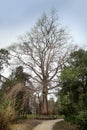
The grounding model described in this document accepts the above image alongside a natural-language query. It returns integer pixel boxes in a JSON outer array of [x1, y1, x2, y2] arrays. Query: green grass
[[34, 114, 64, 120], [27, 114, 37, 119], [53, 121, 77, 130]]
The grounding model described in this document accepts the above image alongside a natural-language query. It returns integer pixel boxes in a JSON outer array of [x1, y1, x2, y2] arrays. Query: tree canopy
[[9, 11, 74, 115]]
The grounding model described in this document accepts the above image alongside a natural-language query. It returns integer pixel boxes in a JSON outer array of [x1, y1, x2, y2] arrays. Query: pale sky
[[0, 0, 87, 48]]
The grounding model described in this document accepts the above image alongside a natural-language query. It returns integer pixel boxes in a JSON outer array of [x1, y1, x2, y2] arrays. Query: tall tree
[[9, 11, 74, 115], [0, 48, 10, 72], [0, 48, 10, 86]]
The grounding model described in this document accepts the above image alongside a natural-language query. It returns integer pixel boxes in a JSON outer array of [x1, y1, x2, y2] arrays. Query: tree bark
[[41, 76, 48, 115], [42, 87, 48, 115]]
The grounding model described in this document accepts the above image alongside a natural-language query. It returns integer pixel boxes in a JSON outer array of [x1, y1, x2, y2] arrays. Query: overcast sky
[[0, 0, 87, 48]]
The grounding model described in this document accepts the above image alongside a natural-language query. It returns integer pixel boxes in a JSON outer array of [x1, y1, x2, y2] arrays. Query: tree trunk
[[42, 92, 48, 115], [42, 84, 48, 115]]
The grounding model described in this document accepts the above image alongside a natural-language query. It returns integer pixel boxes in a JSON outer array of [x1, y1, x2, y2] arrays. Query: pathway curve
[[33, 119, 63, 130]]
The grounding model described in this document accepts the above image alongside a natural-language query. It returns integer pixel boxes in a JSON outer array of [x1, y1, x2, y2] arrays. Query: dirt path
[[33, 119, 63, 130]]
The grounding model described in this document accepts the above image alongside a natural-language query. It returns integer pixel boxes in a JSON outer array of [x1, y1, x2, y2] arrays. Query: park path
[[33, 119, 63, 130]]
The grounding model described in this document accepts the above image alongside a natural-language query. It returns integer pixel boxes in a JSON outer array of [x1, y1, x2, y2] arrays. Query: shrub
[[5, 105, 17, 121], [0, 112, 10, 130], [76, 111, 87, 130], [0, 100, 17, 121]]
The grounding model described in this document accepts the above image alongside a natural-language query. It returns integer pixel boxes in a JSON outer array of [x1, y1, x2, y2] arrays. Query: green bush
[[76, 111, 87, 130], [0, 112, 10, 130], [57, 96, 76, 122]]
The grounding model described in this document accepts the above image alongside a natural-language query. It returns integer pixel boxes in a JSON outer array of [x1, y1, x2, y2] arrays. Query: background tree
[[0, 66, 35, 120], [0, 48, 10, 104], [0, 48, 10, 73], [9, 10, 74, 115], [57, 49, 87, 130]]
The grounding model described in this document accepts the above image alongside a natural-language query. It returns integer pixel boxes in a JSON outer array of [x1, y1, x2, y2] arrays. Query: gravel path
[[33, 119, 63, 130]]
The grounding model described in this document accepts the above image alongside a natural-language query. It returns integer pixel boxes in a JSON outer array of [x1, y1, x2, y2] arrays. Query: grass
[[53, 120, 77, 130], [10, 119, 41, 130], [35, 114, 64, 120]]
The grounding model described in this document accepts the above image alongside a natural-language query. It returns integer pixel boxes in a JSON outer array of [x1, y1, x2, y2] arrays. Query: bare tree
[[9, 10, 74, 115]]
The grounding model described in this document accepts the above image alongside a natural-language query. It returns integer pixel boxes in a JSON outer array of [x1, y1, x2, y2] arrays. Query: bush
[[76, 111, 87, 130], [5, 105, 17, 121], [0, 101, 17, 121], [0, 112, 10, 130]]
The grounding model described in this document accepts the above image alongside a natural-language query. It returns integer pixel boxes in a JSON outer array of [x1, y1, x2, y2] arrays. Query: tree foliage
[[58, 49, 87, 129]]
